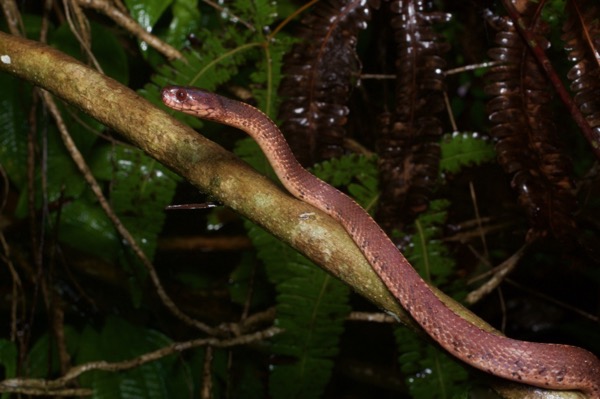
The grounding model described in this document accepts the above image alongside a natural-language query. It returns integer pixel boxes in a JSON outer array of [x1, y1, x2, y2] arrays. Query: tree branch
[[0, 30, 407, 321], [0, 30, 564, 399]]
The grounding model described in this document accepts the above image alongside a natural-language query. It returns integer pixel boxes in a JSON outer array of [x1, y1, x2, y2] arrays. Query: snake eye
[[175, 89, 187, 102]]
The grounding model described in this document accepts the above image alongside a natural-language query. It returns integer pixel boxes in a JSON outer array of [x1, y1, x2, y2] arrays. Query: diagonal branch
[[0, 30, 407, 324], [0, 31, 571, 399]]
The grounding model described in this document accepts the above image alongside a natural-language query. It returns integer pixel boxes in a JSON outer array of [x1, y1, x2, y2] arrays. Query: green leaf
[[58, 200, 120, 263], [25, 326, 80, 379], [439, 132, 495, 174], [75, 316, 177, 399], [50, 22, 129, 85], [236, 148, 380, 398], [250, 34, 295, 119], [395, 326, 470, 399], [88, 145, 179, 304], [164, 0, 201, 49], [89, 145, 179, 260], [0, 74, 32, 189], [229, 252, 272, 309], [140, 27, 259, 129], [124, 0, 173, 38], [12, 123, 90, 219], [230, 0, 277, 29], [403, 200, 457, 287], [269, 358, 334, 399], [396, 200, 469, 398], [245, 222, 350, 399], [311, 154, 379, 210], [0, 339, 17, 399]]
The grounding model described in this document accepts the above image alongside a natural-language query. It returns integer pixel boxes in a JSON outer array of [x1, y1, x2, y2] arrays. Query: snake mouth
[[161, 86, 185, 110]]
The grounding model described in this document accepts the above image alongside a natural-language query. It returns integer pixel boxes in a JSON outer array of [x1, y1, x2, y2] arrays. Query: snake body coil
[[161, 86, 600, 398]]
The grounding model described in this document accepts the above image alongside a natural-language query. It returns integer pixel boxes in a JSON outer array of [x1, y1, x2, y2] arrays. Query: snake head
[[161, 86, 225, 121]]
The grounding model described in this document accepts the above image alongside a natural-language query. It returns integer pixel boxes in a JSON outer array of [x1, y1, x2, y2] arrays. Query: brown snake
[[161, 86, 600, 398]]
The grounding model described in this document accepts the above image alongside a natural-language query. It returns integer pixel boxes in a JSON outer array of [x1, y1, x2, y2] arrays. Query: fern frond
[[140, 27, 258, 128], [394, 201, 468, 398], [403, 200, 458, 288], [395, 327, 469, 399], [485, 6, 577, 240], [439, 132, 496, 174], [377, 1, 450, 231], [251, 34, 295, 119], [311, 154, 379, 209], [278, 0, 374, 165], [238, 152, 382, 399], [562, 0, 600, 144], [245, 221, 350, 399]]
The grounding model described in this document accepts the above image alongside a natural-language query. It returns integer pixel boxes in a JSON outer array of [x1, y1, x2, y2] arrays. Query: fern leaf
[[140, 27, 257, 128], [439, 132, 496, 174], [245, 220, 350, 399], [403, 200, 462, 290], [311, 154, 379, 210], [395, 200, 469, 398], [250, 34, 295, 119], [486, 7, 577, 240], [239, 151, 383, 398], [278, 0, 373, 165], [395, 327, 469, 399], [53, 145, 179, 306], [377, 0, 449, 229]]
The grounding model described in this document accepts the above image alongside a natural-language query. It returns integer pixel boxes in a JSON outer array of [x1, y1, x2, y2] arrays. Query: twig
[[0, 0, 24, 35], [63, 0, 104, 73], [76, 0, 184, 60], [40, 90, 218, 336], [201, 0, 255, 32], [506, 279, 600, 323], [469, 181, 489, 260], [443, 90, 458, 132], [0, 327, 282, 395], [268, 0, 318, 39], [465, 244, 528, 305], [361, 61, 501, 81], [444, 61, 500, 75], [0, 227, 24, 342], [347, 311, 396, 323], [201, 346, 213, 399]]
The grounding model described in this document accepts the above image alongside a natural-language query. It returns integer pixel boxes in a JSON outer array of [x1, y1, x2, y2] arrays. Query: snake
[[161, 85, 600, 398]]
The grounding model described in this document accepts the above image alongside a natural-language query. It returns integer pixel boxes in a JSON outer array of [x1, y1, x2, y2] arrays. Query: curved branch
[[0, 30, 403, 320], [0, 31, 569, 399]]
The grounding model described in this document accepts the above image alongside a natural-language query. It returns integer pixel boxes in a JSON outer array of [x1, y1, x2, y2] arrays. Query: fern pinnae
[[189, 41, 263, 87], [414, 219, 432, 282], [439, 132, 496, 175], [395, 323, 469, 399], [395, 200, 469, 397], [238, 154, 380, 398]]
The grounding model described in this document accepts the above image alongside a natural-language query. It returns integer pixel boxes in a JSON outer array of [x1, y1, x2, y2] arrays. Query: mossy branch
[[0, 31, 566, 399]]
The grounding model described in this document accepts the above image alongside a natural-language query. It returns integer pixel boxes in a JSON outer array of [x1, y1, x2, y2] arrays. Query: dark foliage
[[278, 0, 378, 166], [485, 3, 577, 241], [562, 0, 600, 143], [3, 0, 600, 398], [375, 0, 451, 232]]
